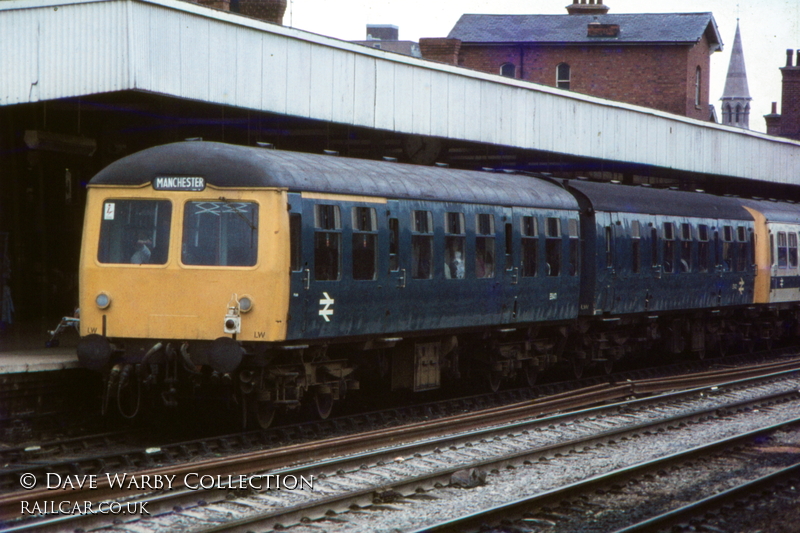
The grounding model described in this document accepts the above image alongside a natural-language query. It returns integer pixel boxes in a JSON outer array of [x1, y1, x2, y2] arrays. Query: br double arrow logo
[[319, 292, 334, 322]]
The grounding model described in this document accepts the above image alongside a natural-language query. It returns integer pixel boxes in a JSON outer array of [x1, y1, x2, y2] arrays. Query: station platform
[[0, 320, 80, 374]]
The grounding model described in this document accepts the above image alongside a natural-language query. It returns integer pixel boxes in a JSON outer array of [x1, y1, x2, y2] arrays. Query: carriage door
[[598, 212, 618, 313], [287, 193, 309, 335], [500, 207, 519, 323]]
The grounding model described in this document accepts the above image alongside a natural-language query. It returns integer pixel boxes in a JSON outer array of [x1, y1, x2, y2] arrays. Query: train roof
[[739, 199, 800, 224], [90, 142, 579, 211], [566, 179, 753, 221]]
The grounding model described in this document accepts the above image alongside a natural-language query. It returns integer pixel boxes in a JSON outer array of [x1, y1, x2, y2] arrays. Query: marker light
[[239, 296, 253, 313], [96, 293, 111, 309]]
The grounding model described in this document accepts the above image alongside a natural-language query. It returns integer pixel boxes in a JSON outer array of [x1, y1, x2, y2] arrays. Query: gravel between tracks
[[74, 376, 800, 533]]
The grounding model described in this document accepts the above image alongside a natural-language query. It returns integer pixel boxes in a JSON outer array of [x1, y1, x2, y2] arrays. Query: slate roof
[[448, 13, 722, 51]]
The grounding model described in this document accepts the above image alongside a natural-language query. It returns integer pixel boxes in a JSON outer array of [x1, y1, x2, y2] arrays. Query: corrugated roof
[[90, 141, 579, 211], [448, 12, 722, 50]]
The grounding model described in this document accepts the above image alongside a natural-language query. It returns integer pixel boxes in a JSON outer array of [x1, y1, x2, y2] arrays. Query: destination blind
[[153, 176, 205, 191]]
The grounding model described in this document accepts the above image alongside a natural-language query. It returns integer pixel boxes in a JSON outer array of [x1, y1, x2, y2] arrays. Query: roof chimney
[[237, 0, 286, 24], [566, 0, 610, 15], [786, 49, 794, 67]]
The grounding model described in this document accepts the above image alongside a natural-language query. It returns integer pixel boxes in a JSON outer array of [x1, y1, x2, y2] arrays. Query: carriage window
[[99, 200, 172, 265], [389, 218, 400, 272], [790, 233, 798, 268], [290, 213, 302, 272], [697, 224, 709, 273], [504, 223, 513, 270], [313, 204, 341, 280], [737, 226, 748, 272], [521, 216, 538, 277], [546, 217, 561, 276], [778, 232, 788, 268], [182, 201, 258, 267], [568, 219, 579, 276], [722, 225, 734, 271], [663, 222, 675, 273], [352, 207, 377, 280], [605, 226, 613, 269], [445, 212, 466, 279], [651, 227, 659, 268], [631, 221, 641, 274], [680, 222, 691, 273], [476, 213, 495, 278], [411, 210, 433, 279], [770, 233, 775, 267]]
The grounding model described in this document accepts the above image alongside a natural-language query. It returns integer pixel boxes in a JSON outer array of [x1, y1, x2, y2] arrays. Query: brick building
[[420, 0, 722, 121], [764, 50, 800, 141]]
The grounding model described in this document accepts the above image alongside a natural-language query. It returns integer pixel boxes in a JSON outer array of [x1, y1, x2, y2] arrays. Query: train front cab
[[78, 180, 293, 421]]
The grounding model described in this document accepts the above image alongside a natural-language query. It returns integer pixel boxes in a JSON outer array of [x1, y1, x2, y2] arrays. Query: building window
[[695, 66, 701, 107], [500, 63, 515, 78], [735, 104, 741, 124], [556, 63, 570, 90]]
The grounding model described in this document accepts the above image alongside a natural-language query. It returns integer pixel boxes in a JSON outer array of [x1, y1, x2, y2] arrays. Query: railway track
[[3, 359, 800, 531], [3, 351, 798, 494]]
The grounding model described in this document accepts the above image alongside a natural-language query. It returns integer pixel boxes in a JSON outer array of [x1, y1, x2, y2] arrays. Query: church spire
[[720, 20, 752, 128]]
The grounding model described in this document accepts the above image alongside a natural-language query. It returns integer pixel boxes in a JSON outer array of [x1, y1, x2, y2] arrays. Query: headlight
[[239, 296, 253, 313], [95, 293, 111, 309]]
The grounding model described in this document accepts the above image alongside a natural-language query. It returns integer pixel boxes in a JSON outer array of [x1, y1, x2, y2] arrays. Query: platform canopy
[[1, 0, 800, 185]]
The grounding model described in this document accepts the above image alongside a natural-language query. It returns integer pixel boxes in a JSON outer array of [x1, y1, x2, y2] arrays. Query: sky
[[283, 0, 800, 133]]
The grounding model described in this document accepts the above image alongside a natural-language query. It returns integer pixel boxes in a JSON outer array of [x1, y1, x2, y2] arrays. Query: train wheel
[[313, 389, 334, 420], [255, 401, 277, 429], [487, 371, 502, 393]]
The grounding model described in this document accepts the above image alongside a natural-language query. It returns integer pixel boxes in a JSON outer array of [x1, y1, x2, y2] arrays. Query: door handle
[[397, 269, 407, 288], [303, 268, 310, 290]]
